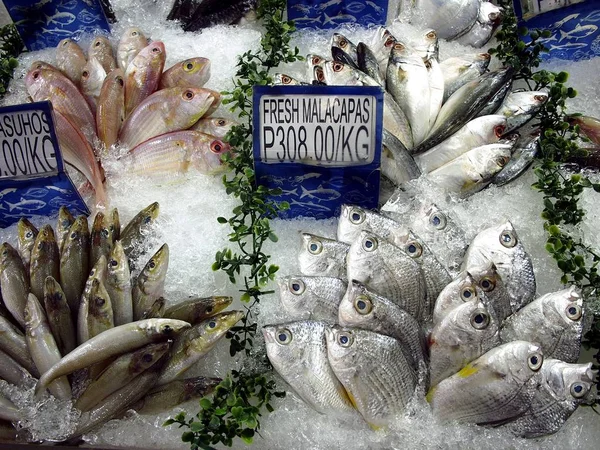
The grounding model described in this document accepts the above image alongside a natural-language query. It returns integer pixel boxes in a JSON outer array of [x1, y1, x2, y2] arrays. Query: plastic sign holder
[[0, 101, 89, 228], [253, 85, 384, 219], [4, 0, 112, 51], [287, 0, 388, 29]]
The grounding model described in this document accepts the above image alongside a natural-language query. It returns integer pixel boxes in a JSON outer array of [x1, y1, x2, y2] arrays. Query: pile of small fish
[[0, 202, 243, 442], [265, 202, 596, 438], [24, 28, 237, 209], [401, 0, 504, 48], [274, 27, 548, 198]]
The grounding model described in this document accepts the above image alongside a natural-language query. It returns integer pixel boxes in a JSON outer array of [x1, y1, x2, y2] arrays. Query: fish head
[[89, 278, 112, 318], [181, 57, 211, 83], [542, 286, 584, 329], [66, 215, 89, 246], [133, 41, 166, 70], [208, 117, 238, 137], [466, 260, 503, 295], [433, 271, 479, 323], [182, 376, 222, 399], [278, 276, 312, 319], [338, 279, 378, 327], [541, 359, 596, 403], [106, 68, 125, 90], [496, 340, 544, 383], [58, 205, 75, 229], [473, 53, 491, 72], [313, 65, 326, 84], [140, 202, 160, 227], [324, 61, 360, 86], [338, 204, 368, 244], [0, 242, 19, 268], [81, 57, 106, 94], [140, 243, 169, 283], [331, 33, 355, 54], [25, 68, 49, 99], [440, 298, 498, 344], [274, 73, 300, 85], [24, 293, 45, 330], [129, 341, 171, 375], [191, 296, 233, 320], [189, 311, 244, 351], [324, 325, 363, 378], [264, 320, 326, 372], [43, 276, 65, 311], [29, 60, 58, 72], [346, 230, 385, 281], [89, 36, 112, 57], [34, 224, 57, 251], [190, 135, 231, 174], [298, 233, 349, 276], [18, 218, 38, 246], [307, 54, 328, 69]]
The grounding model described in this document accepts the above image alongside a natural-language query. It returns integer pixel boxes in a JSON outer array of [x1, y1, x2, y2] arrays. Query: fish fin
[[425, 385, 436, 403], [346, 389, 359, 410], [456, 363, 479, 378]]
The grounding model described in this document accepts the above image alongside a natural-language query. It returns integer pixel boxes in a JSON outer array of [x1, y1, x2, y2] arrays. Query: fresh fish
[[53, 111, 107, 208], [132, 244, 169, 320], [338, 280, 428, 386], [326, 326, 417, 427], [356, 42, 383, 86], [43, 276, 76, 356], [370, 26, 396, 80], [415, 115, 508, 173], [493, 131, 540, 186], [500, 287, 584, 363], [124, 41, 166, 117], [278, 276, 346, 322], [331, 33, 359, 69], [25, 68, 96, 138], [463, 221, 536, 313], [381, 129, 421, 184], [17, 218, 38, 275], [56, 206, 75, 253], [476, 75, 513, 118], [306, 54, 328, 82], [90, 212, 113, 268], [71, 352, 166, 439], [418, 0, 480, 40], [34, 318, 190, 398], [439, 53, 491, 102], [97, 68, 125, 150], [403, 231, 452, 320], [427, 142, 512, 196], [110, 208, 121, 243], [141, 297, 165, 319], [81, 56, 107, 108], [417, 67, 514, 153], [159, 57, 211, 90], [78, 265, 108, 345], [74, 342, 170, 412], [119, 87, 216, 149], [455, 1, 503, 48], [106, 241, 132, 326], [298, 233, 349, 279], [504, 359, 596, 438], [567, 115, 600, 146], [24, 293, 71, 400], [496, 91, 548, 133], [59, 216, 90, 315], [88, 36, 117, 73], [264, 320, 355, 415], [29, 225, 60, 303], [29, 60, 60, 73], [157, 311, 243, 385], [121, 202, 160, 262], [322, 60, 378, 87], [272, 73, 309, 86], [432, 271, 479, 325], [383, 93, 414, 151], [0, 348, 32, 386], [117, 27, 148, 71], [466, 261, 512, 323], [133, 376, 221, 415], [387, 41, 430, 146], [346, 231, 427, 321], [337, 204, 408, 246], [0, 315, 38, 376], [429, 298, 500, 387], [190, 117, 238, 139], [0, 393, 20, 422], [55, 38, 87, 86], [123, 130, 230, 176], [426, 52, 444, 130], [86, 278, 115, 340], [183, 0, 258, 31], [162, 296, 232, 324], [428, 340, 544, 424]]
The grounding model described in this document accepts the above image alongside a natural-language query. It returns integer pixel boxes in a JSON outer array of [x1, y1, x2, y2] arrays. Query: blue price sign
[[287, 0, 388, 29], [0, 101, 89, 228], [253, 85, 384, 219]]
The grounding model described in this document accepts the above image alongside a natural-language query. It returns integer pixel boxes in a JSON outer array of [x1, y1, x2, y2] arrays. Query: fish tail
[[6, 202, 16, 212], [300, 185, 309, 198]]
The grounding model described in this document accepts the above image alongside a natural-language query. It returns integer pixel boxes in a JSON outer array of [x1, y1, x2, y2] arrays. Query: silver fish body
[[43, 276, 76, 356], [264, 320, 355, 415], [17, 218, 38, 275], [492, 132, 540, 186], [298, 233, 349, 279], [162, 296, 232, 324], [326, 326, 417, 427], [467, 261, 512, 323], [0, 242, 30, 328], [381, 129, 421, 184], [357, 41, 384, 86], [59, 216, 90, 315], [0, 347, 32, 386], [278, 276, 346, 322], [106, 241, 132, 326], [500, 287, 584, 363], [432, 271, 479, 325], [496, 91, 548, 134], [132, 244, 169, 320], [29, 225, 60, 303], [416, 0, 481, 40], [455, 1, 503, 48], [439, 53, 490, 102], [337, 204, 408, 247], [121, 202, 160, 262]]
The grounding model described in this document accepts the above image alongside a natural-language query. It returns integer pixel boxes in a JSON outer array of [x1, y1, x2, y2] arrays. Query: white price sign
[[259, 94, 377, 166]]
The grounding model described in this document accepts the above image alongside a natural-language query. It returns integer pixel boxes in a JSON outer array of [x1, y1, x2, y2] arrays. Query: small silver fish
[[337, 204, 408, 246], [278, 275, 346, 322], [298, 233, 349, 279]]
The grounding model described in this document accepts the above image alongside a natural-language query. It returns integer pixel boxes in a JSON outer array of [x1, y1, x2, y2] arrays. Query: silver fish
[[492, 131, 540, 186], [455, 1, 503, 48], [339, 280, 429, 387], [356, 41, 384, 86], [428, 340, 544, 424], [0, 315, 38, 376], [0, 347, 32, 386], [337, 204, 408, 246], [463, 221, 536, 313], [346, 231, 427, 321], [370, 27, 396, 80], [106, 241, 132, 326], [429, 298, 500, 387], [331, 33, 359, 69], [467, 261, 512, 323], [0, 242, 30, 328], [500, 287, 584, 363], [496, 91, 548, 134], [416, 0, 481, 40], [381, 129, 421, 184], [432, 271, 479, 325], [326, 326, 417, 427], [272, 73, 309, 86], [298, 233, 349, 279], [439, 53, 491, 102], [278, 275, 346, 322], [264, 320, 355, 415]]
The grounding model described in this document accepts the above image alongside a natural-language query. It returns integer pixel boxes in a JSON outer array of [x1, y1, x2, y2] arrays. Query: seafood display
[[0, 203, 241, 442], [266, 203, 595, 437]]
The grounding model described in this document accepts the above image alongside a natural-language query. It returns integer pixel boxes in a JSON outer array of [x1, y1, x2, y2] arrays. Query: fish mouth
[[262, 325, 276, 343]]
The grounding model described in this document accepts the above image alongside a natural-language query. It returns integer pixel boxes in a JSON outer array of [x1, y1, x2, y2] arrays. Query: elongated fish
[[124, 41, 166, 117], [29, 225, 60, 302], [60, 216, 90, 315], [162, 296, 232, 324], [43, 276, 76, 355], [106, 241, 132, 326], [159, 57, 211, 89], [132, 244, 169, 320], [97, 69, 125, 150], [0, 242, 30, 328]]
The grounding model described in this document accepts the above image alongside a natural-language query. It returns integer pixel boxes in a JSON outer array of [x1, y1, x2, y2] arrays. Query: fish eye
[[148, 260, 156, 269], [494, 125, 505, 137], [470, 311, 490, 330], [429, 212, 447, 230], [424, 61, 432, 69], [33, 71, 40, 79], [312, 56, 321, 65], [308, 239, 323, 255], [362, 236, 378, 252], [82, 70, 89, 78], [528, 352, 543, 371], [152, 47, 160, 53], [337, 332, 353, 347], [426, 31, 436, 39], [37, 243, 42, 250], [208, 320, 217, 329], [315, 67, 325, 82], [94, 41, 101, 47], [499, 229, 517, 248], [143, 216, 152, 224], [185, 62, 194, 70], [211, 141, 224, 153], [461, 286, 476, 301], [183, 90, 194, 100], [163, 325, 173, 334], [276, 328, 292, 344], [131, 31, 139, 36], [142, 353, 153, 363], [570, 382, 588, 398], [95, 297, 105, 307], [406, 241, 422, 258], [394, 43, 404, 51], [565, 304, 582, 321], [26, 231, 33, 238], [349, 208, 365, 225], [479, 277, 495, 292], [339, 38, 347, 48], [282, 75, 292, 84], [217, 119, 226, 126], [333, 62, 344, 72], [101, 229, 109, 238], [70, 231, 77, 239], [534, 95, 547, 102], [116, 76, 124, 86], [288, 278, 305, 295], [354, 295, 372, 315], [206, 306, 213, 313], [110, 259, 118, 267]]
